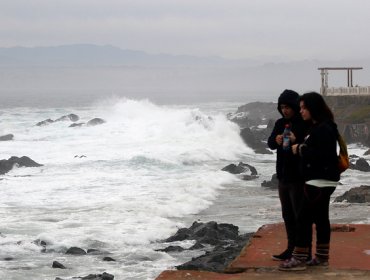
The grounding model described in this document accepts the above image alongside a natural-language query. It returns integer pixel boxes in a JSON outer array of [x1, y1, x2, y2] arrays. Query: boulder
[[334, 185, 370, 203], [69, 123, 85, 127], [55, 114, 79, 122], [161, 221, 253, 273], [36, 119, 54, 126], [52, 261, 66, 269], [65, 247, 86, 255], [364, 149, 370, 156], [0, 156, 43, 175], [55, 272, 114, 280], [221, 162, 257, 176], [0, 134, 14, 141], [351, 157, 370, 172], [240, 128, 272, 154], [87, 118, 106, 126], [261, 173, 279, 189]]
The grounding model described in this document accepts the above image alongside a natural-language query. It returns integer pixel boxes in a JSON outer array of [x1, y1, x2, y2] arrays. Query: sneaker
[[272, 248, 292, 261], [306, 257, 329, 267], [278, 257, 307, 271]]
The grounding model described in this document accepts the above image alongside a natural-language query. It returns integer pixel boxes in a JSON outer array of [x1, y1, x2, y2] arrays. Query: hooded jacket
[[268, 90, 307, 183]]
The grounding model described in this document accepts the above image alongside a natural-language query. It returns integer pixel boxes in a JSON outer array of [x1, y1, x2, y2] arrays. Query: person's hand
[[276, 134, 283, 145], [289, 131, 296, 144], [292, 144, 299, 155]]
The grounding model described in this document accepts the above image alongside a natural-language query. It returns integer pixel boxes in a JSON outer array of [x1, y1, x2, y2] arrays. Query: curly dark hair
[[299, 92, 334, 123]]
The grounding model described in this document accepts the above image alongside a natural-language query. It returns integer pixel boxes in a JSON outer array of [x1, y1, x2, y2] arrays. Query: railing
[[323, 86, 370, 96]]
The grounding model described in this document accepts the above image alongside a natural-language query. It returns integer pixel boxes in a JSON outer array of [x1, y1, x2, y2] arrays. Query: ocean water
[[0, 98, 369, 280]]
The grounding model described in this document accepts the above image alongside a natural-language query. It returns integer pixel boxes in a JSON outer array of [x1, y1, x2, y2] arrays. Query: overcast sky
[[1, 0, 370, 61]]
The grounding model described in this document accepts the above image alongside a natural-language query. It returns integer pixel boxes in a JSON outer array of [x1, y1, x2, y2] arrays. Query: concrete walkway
[[156, 223, 370, 280]]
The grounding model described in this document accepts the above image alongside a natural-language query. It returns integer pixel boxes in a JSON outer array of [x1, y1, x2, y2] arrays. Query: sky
[[1, 0, 370, 61]]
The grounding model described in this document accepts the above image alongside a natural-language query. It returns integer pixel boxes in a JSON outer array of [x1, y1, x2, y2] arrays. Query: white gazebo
[[318, 67, 370, 96]]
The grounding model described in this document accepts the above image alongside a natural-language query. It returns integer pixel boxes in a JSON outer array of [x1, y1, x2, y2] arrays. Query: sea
[[0, 95, 369, 280]]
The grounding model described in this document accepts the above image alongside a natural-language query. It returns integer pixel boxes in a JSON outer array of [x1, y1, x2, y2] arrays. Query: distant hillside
[[0, 44, 256, 67]]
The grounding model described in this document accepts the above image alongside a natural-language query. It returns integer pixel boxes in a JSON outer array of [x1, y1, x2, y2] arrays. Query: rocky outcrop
[[0, 156, 43, 175], [240, 128, 272, 154], [222, 162, 258, 181], [0, 134, 14, 141], [55, 272, 114, 280], [87, 118, 106, 126], [351, 158, 370, 172], [261, 173, 279, 189], [334, 185, 370, 203], [162, 221, 252, 272], [228, 102, 279, 129], [36, 114, 79, 126]]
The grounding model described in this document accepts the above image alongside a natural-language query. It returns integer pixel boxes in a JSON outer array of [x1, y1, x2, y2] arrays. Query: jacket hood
[[277, 89, 300, 116]]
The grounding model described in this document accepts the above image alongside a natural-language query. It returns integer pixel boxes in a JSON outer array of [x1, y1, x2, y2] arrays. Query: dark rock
[[176, 232, 253, 272], [156, 246, 184, 252], [0, 156, 43, 175], [221, 162, 257, 175], [162, 221, 253, 272], [0, 134, 14, 141], [240, 128, 272, 154], [87, 118, 106, 126], [334, 185, 370, 203], [69, 122, 85, 127], [103, 257, 116, 262], [87, 249, 100, 254], [351, 157, 370, 172], [52, 261, 66, 269], [228, 102, 279, 129], [56, 273, 114, 280], [242, 175, 259, 181], [364, 149, 370, 156], [261, 173, 279, 189], [36, 119, 54, 126], [55, 114, 79, 122], [189, 242, 205, 250], [3, 257, 14, 261], [65, 247, 87, 255]]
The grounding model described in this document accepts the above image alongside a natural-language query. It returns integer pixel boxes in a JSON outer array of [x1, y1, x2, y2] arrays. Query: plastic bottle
[[282, 124, 291, 151]]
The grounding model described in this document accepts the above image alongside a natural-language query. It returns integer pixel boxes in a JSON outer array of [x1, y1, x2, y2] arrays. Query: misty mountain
[[1, 44, 370, 108], [0, 44, 259, 67]]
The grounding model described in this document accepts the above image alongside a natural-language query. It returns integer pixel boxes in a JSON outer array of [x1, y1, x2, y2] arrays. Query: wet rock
[[87, 118, 106, 126], [55, 114, 79, 122], [69, 122, 85, 127], [334, 185, 370, 203], [65, 247, 87, 255], [176, 233, 252, 272], [3, 257, 14, 261], [351, 157, 370, 172], [240, 127, 272, 154], [364, 149, 370, 156], [103, 257, 116, 262], [156, 246, 185, 252], [0, 156, 43, 175], [55, 272, 114, 280], [36, 118, 54, 126], [261, 173, 279, 189], [0, 134, 14, 141], [162, 221, 253, 272], [222, 162, 257, 175], [52, 261, 66, 269]]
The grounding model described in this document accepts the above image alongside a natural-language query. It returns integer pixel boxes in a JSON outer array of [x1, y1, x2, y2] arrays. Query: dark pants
[[278, 181, 304, 250], [295, 184, 336, 248]]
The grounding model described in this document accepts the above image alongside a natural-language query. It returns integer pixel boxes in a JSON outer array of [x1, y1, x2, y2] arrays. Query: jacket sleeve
[[267, 121, 280, 150]]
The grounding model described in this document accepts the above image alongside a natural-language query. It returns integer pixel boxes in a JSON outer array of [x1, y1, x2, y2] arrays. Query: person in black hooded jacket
[[267, 89, 307, 261]]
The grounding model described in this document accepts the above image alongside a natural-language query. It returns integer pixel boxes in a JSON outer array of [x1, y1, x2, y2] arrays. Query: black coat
[[268, 115, 307, 183], [299, 120, 340, 182]]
